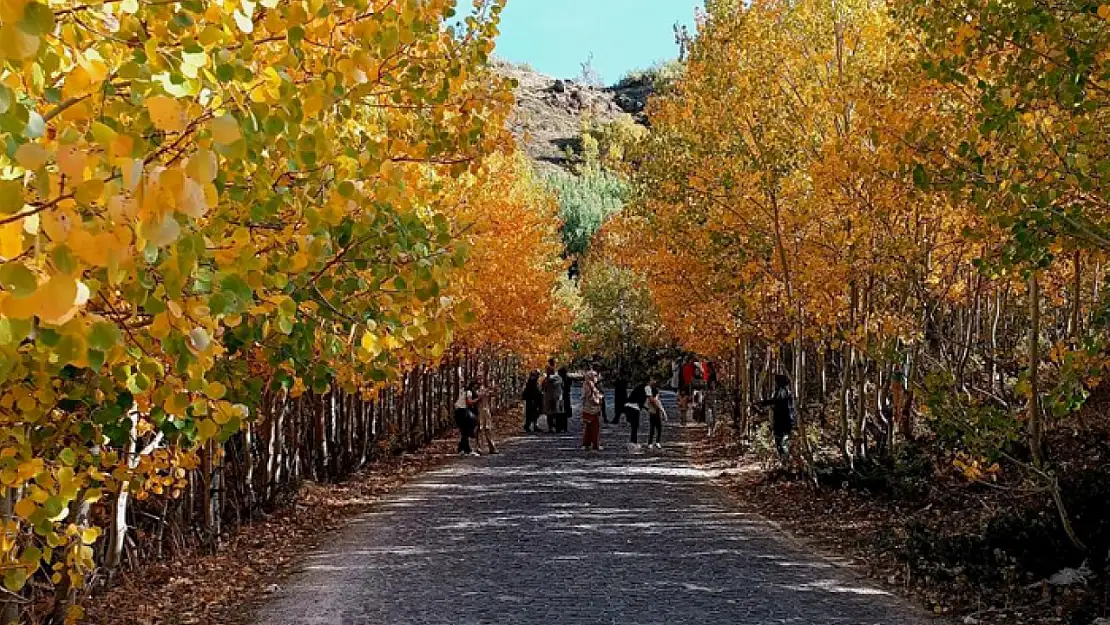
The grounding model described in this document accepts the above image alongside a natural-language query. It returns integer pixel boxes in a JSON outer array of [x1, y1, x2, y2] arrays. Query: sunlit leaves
[[0, 0, 525, 610]]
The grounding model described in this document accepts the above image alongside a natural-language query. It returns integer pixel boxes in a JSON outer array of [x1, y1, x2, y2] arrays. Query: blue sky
[[472, 1, 700, 85]]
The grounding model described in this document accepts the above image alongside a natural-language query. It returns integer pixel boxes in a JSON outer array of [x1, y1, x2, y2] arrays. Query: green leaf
[[912, 163, 929, 189], [3, 568, 28, 592], [88, 321, 120, 351], [0, 262, 37, 296], [0, 179, 24, 214], [19, 2, 54, 37]]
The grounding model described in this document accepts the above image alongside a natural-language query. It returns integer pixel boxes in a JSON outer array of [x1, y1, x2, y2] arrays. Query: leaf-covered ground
[[84, 409, 524, 625], [693, 406, 1110, 625]]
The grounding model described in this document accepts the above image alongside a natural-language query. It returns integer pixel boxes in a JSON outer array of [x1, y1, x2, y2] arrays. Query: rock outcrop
[[496, 62, 651, 172]]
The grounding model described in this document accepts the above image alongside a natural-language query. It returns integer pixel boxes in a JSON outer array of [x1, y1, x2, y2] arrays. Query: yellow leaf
[[74, 179, 104, 205], [177, 178, 208, 218], [142, 214, 181, 247], [80, 528, 99, 545], [14, 143, 48, 170], [206, 381, 227, 399], [69, 228, 114, 267], [37, 274, 85, 326], [196, 418, 219, 441], [13, 496, 35, 519], [210, 115, 241, 145], [0, 220, 25, 259], [212, 403, 233, 425], [146, 96, 187, 133], [0, 291, 38, 319], [0, 0, 28, 22], [0, 23, 39, 59], [186, 149, 217, 183]]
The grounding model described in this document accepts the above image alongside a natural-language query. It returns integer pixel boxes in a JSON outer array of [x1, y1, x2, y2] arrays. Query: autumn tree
[[0, 0, 570, 621]]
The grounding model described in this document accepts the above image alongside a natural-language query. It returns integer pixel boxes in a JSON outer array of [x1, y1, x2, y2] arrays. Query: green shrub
[[618, 59, 685, 91], [544, 168, 629, 256]]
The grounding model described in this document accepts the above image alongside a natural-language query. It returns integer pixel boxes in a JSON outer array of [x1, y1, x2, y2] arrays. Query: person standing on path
[[580, 369, 604, 451], [625, 380, 649, 450], [454, 383, 478, 456], [475, 378, 499, 455], [647, 381, 667, 449], [757, 374, 796, 458], [612, 376, 627, 425], [522, 370, 543, 433], [541, 365, 564, 434], [558, 366, 572, 433]]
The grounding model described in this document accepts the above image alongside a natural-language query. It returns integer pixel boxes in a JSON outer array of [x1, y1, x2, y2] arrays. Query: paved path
[[253, 387, 934, 625]]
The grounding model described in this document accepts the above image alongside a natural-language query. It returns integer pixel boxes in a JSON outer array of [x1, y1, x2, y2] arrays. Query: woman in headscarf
[[541, 365, 564, 434], [580, 369, 604, 451]]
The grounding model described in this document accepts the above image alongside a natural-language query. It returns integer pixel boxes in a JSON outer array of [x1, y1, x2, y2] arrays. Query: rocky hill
[[496, 62, 653, 172]]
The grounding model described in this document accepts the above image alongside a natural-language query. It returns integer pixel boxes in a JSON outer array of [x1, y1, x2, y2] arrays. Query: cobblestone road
[[253, 388, 936, 625]]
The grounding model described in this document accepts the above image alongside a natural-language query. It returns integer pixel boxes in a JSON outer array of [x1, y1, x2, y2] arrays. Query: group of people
[[521, 360, 574, 435], [454, 358, 798, 460], [454, 377, 499, 456], [518, 361, 671, 452]]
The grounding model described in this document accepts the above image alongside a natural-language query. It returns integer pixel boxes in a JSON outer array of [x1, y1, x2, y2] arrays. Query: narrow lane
[[253, 385, 935, 625]]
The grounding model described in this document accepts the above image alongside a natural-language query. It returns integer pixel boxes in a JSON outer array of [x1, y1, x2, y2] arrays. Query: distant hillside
[[496, 62, 653, 172]]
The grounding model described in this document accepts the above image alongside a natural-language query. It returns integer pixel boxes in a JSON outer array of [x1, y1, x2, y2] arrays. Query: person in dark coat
[[541, 365, 564, 433], [757, 374, 796, 457], [558, 366, 572, 433], [612, 376, 628, 424], [522, 370, 543, 433]]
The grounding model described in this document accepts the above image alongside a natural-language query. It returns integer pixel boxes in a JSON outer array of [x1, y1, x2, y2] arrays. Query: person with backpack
[[757, 374, 796, 458], [541, 365, 564, 434]]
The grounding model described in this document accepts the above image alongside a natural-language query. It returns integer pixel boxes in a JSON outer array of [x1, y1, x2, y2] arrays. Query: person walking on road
[[454, 383, 479, 456], [475, 378, 499, 455], [541, 365, 564, 434], [522, 370, 543, 433], [757, 374, 796, 458], [580, 369, 604, 451], [647, 382, 667, 449]]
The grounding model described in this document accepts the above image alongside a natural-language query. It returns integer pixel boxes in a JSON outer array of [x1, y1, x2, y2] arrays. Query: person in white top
[[454, 384, 479, 456]]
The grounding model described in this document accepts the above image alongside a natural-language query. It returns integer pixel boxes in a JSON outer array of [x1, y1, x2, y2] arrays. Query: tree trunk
[[1028, 271, 1044, 466], [1, 488, 20, 625]]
